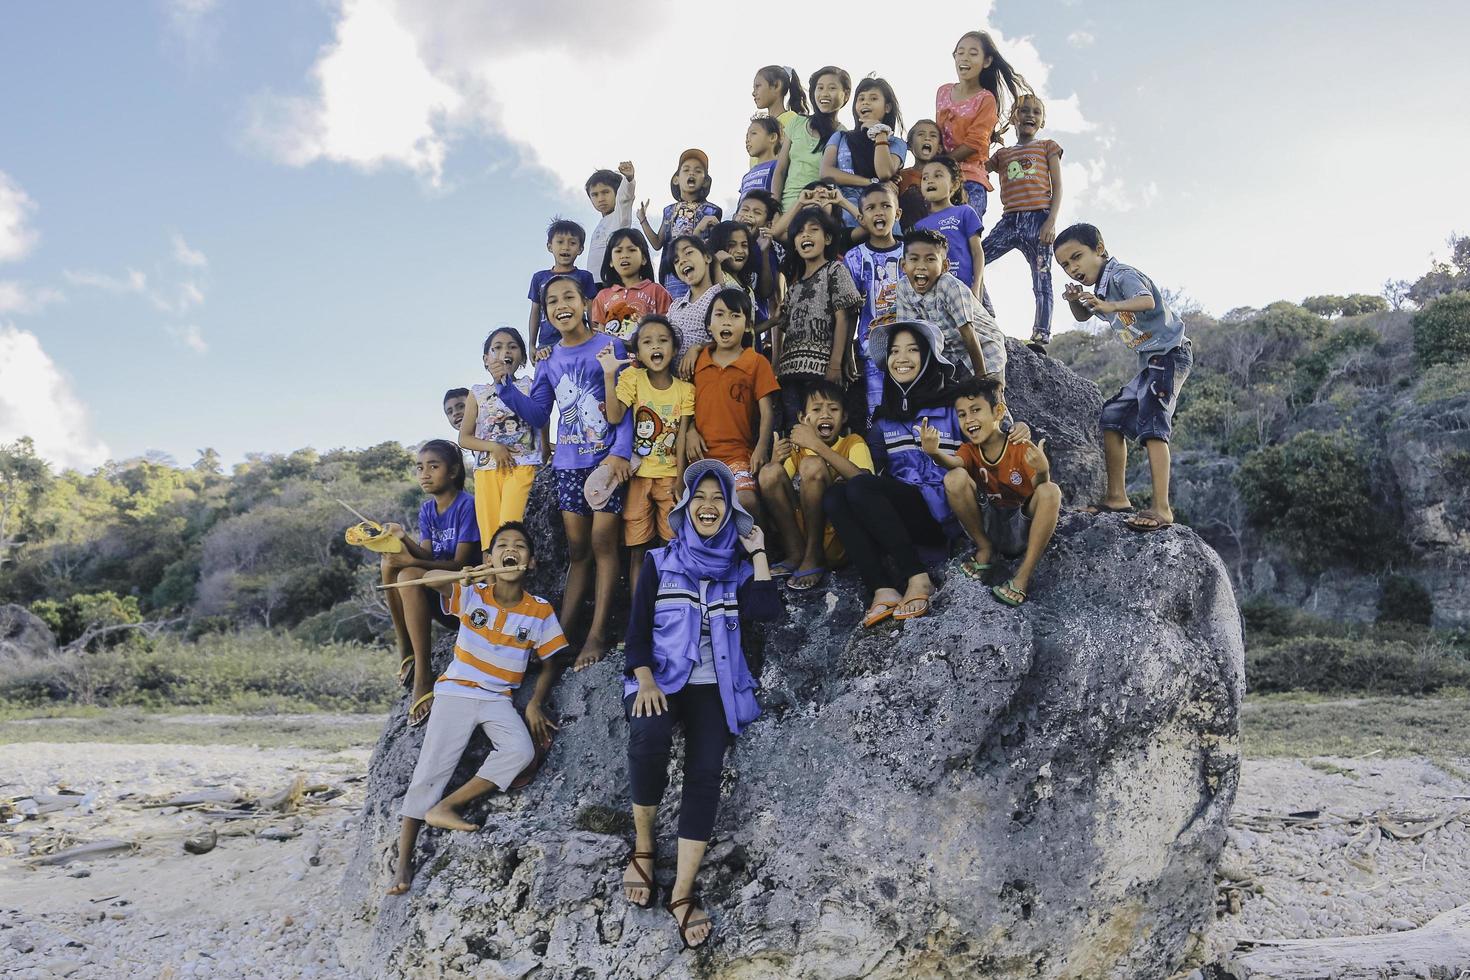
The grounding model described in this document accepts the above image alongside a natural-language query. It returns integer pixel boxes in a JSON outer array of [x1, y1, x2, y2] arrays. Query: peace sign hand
[[596, 345, 631, 374]]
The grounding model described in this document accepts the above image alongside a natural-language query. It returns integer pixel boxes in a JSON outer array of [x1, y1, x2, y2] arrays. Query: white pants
[[399, 692, 535, 819]]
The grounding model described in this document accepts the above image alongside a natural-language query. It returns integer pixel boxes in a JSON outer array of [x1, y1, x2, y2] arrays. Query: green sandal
[[960, 558, 994, 579], [992, 580, 1027, 607]]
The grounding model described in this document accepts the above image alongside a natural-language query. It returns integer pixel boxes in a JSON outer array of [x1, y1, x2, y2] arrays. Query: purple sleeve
[[607, 337, 635, 460], [963, 207, 982, 238], [528, 271, 543, 304], [579, 270, 597, 296], [499, 362, 554, 429], [416, 500, 432, 542], [454, 495, 480, 547], [622, 552, 659, 674]]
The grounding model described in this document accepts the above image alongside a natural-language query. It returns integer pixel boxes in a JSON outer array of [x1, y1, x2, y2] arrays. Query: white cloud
[[166, 0, 222, 60], [246, 0, 464, 184], [169, 323, 208, 353], [1061, 159, 1156, 214], [64, 267, 149, 293], [0, 171, 39, 263], [249, 0, 1098, 209], [1067, 31, 1095, 48], [0, 281, 64, 315], [172, 232, 208, 268], [0, 324, 110, 471]]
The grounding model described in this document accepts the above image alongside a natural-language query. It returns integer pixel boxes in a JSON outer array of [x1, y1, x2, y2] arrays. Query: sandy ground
[[3, 720, 1469, 979]]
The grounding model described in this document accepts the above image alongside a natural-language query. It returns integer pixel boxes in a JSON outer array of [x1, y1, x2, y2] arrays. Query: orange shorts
[[714, 455, 757, 493], [623, 475, 678, 546]]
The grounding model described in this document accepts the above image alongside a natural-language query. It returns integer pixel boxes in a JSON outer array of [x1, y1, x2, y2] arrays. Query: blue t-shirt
[[1094, 258, 1187, 359], [915, 206, 983, 289], [528, 268, 598, 349], [739, 161, 777, 197], [417, 491, 480, 561], [843, 241, 905, 356], [497, 332, 634, 470]]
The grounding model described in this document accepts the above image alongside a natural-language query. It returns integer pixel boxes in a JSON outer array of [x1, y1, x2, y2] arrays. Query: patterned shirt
[[470, 380, 541, 469], [436, 585, 567, 701], [895, 273, 1007, 379], [992, 139, 1062, 213], [777, 260, 862, 378]]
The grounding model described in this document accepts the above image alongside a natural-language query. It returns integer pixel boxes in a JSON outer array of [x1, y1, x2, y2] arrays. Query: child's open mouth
[[679, 264, 696, 279], [798, 239, 818, 254], [965, 422, 984, 440], [501, 555, 518, 566], [912, 270, 931, 287], [872, 216, 888, 231], [647, 351, 665, 364], [816, 421, 835, 438], [555, 309, 574, 323], [717, 327, 736, 344]]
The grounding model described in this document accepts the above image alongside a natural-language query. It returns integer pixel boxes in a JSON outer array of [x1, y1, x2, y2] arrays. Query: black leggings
[[626, 683, 731, 842], [824, 473, 946, 597]]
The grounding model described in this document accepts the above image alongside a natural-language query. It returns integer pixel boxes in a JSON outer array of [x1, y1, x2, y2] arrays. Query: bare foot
[[385, 879, 411, 896], [573, 643, 607, 672], [424, 801, 479, 832]]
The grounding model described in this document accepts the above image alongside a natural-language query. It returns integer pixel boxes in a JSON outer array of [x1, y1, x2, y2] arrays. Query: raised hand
[[739, 523, 766, 554], [618, 160, 635, 181], [637, 199, 650, 224], [918, 418, 940, 455], [488, 357, 512, 383], [596, 345, 630, 374], [1023, 437, 1050, 476], [789, 422, 822, 452]]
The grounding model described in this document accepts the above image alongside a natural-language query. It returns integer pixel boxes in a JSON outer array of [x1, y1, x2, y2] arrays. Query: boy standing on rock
[[386, 522, 567, 896], [1054, 223, 1192, 532], [922, 377, 1060, 606]]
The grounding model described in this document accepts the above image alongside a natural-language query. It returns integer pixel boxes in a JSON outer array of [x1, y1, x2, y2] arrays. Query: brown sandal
[[666, 895, 711, 949], [622, 851, 657, 909]]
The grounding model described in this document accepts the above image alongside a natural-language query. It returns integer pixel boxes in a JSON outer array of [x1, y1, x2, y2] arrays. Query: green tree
[[30, 591, 143, 649], [1412, 291, 1470, 368], [1235, 431, 1394, 571], [0, 438, 52, 567], [1408, 234, 1470, 305]]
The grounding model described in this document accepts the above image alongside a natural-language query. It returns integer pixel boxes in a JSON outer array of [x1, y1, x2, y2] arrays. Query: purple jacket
[[623, 551, 780, 736]]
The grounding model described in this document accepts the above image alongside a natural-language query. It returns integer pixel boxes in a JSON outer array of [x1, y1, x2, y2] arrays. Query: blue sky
[[2, 0, 1467, 470]]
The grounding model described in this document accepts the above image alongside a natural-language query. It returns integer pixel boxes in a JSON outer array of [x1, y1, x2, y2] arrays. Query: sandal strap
[[623, 852, 656, 889], [667, 896, 707, 932]]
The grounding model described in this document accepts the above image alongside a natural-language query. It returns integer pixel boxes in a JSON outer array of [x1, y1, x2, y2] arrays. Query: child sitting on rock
[[1055, 222, 1192, 533], [387, 522, 567, 897], [921, 377, 1060, 606], [896, 228, 1005, 381], [757, 380, 873, 592]]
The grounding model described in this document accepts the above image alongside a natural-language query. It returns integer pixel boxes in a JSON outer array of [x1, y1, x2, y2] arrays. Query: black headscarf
[[868, 320, 958, 423]]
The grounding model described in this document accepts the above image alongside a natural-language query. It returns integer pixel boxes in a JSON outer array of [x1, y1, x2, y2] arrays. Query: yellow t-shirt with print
[[615, 368, 694, 479]]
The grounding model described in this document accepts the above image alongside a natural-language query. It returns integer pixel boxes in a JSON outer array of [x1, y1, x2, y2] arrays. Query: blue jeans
[[1100, 341, 1194, 445], [982, 209, 1055, 342]]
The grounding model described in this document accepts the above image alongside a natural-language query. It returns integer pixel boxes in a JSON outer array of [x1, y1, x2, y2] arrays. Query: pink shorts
[[714, 455, 756, 493]]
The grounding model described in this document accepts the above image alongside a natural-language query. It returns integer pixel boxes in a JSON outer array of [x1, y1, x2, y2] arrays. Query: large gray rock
[[1002, 339, 1106, 509], [1387, 393, 1470, 557], [0, 604, 56, 661], [338, 515, 1243, 979]]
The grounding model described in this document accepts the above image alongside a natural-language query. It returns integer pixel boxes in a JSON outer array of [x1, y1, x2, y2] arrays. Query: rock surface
[[0, 603, 56, 661], [338, 512, 1243, 978]]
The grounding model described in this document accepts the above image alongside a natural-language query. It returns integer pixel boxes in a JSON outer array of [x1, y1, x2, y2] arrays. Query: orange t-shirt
[[692, 348, 781, 461], [936, 83, 998, 190], [992, 139, 1062, 213], [958, 440, 1037, 509]]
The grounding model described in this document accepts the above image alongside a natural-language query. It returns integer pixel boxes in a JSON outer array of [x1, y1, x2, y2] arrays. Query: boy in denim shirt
[[1055, 222, 1192, 533]]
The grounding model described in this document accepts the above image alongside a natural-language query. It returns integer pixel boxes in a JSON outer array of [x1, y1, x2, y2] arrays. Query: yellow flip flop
[[408, 691, 434, 727], [345, 520, 403, 553]]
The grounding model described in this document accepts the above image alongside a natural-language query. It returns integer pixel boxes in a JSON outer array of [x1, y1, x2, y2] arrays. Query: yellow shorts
[[623, 475, 678, 546], [472, 465, 537, 547]]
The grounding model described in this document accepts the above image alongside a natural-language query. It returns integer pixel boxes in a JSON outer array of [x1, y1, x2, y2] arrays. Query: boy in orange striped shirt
[[387, 521, 568, 896], [983, 94, 1064, 350]]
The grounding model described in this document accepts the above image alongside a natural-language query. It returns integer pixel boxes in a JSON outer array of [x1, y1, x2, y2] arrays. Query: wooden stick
[[335, 498, 375, 526], [374, 564, 520, 591]]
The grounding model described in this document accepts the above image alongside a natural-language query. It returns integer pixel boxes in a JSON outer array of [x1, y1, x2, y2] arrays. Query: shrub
[[1235, 431, 1396, 571], [1413, 291, 1470, 368], [1248, 636, 1470, 694], [1377, 575, 1434, 626], [30, 591, 143, 648]]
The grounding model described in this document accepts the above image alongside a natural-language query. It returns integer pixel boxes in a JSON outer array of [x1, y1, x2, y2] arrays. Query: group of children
[[375, 30, 1193, 953]]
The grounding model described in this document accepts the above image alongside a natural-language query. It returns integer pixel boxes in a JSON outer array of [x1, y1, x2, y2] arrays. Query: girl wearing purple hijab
[[619, 459, 779, 950]]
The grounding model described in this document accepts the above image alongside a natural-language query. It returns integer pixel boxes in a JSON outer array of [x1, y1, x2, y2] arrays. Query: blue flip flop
[[769, 560, 799, 578], [786, 567, 828, 592]]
